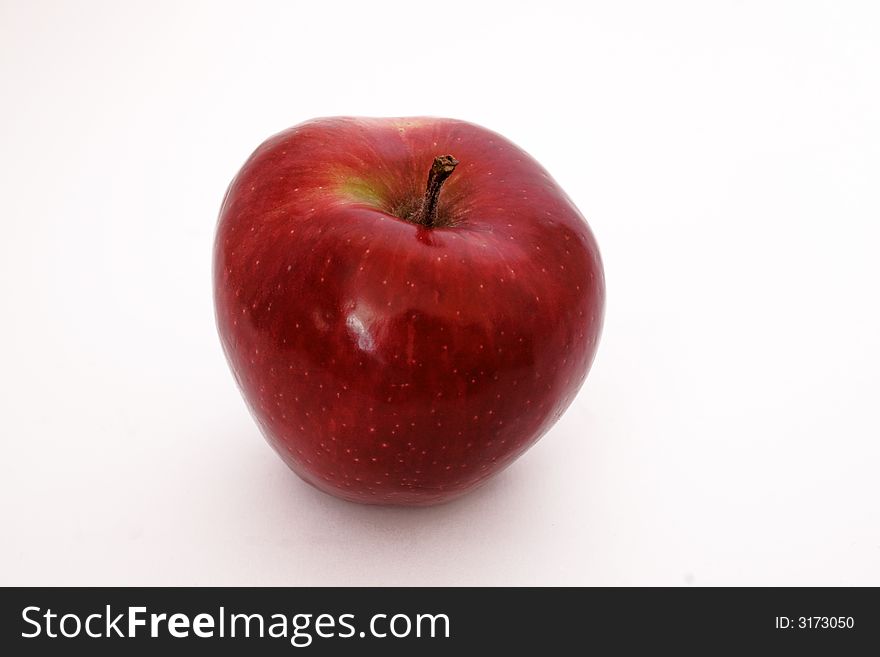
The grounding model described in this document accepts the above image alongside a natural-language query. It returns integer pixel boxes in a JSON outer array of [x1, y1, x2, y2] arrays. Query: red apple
[[213, 117, 604, 505]]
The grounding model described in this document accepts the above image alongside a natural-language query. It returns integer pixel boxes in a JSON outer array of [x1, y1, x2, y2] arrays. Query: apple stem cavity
[[410, 155, 459, 228]]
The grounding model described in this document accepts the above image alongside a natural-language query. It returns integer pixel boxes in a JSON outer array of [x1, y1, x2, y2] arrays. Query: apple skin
[[214, 117, 604, 505]]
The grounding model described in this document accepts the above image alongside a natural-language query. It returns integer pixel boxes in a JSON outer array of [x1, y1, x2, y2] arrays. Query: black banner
[[1, 587, 877, 654]]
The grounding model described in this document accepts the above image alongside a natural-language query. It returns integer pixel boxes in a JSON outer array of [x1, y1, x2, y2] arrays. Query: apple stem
[[410, 155, 459, 228]]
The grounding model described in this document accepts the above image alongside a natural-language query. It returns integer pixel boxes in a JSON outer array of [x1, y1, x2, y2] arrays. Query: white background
[[2, 0, 879, 586]]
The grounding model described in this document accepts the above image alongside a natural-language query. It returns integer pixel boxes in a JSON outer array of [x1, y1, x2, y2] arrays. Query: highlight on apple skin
[[213, 117, 605, 505]]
